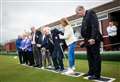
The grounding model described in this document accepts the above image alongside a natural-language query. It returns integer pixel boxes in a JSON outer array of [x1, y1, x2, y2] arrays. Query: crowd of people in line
[[16, 5, 119, 80], [16, 18, 77, 74]]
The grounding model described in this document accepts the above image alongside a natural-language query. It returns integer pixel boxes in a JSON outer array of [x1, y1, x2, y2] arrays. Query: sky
[[0, 0, 113, 44]]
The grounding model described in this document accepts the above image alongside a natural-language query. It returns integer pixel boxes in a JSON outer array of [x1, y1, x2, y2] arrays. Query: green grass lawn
[[0, 55, 120, 82]]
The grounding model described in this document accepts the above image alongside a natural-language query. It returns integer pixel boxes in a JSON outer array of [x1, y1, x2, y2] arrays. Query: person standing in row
[[24, 34, 35, 66], [41, 28, 52, 68], [107, 21, 118, 50], [16, 35, 23, 64], [76, 6, 102, 80], [20, 34, 29, 65], [59, 18, 77, 74], [31, 27, 43, 68]]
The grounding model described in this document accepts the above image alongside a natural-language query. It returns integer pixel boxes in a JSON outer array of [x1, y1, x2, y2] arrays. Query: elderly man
[[40, 27, 52, 68], [76, 6, 103, 80], [31, 27, 43, 68]]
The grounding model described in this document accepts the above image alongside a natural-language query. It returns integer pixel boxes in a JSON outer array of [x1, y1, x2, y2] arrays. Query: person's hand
[[31, 41, 35, 44], [60, 43, 63, 45], [37, 44, 41, 47], [42, 47, 46, 50], [80, 41, 85, 48], [59, 34, 62, 38], [46, 49, 49, 52], [22, 48, 24, 50], [88, 39, 95, 45], [80, 41, 85, 45]]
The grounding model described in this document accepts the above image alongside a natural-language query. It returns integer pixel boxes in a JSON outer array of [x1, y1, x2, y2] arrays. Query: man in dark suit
[[76, 6, 102, 80], [43, 27, 64, 71], [41, 32, 52, 68], [31, 27, 43, 68]]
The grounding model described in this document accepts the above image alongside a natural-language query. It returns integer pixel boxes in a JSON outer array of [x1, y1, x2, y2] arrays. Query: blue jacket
[[25, 39, 32, 52], [20, 38, 32, 52], [16, 38, 22, 51], [20, 38, 27, 50]]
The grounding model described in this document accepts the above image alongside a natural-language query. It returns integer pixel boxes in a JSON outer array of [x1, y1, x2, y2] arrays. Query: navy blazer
[[41, 36, 49, 49], [31, 30, 42, 44], [51, 29, 64, 46], [81, 10, 103, 41]]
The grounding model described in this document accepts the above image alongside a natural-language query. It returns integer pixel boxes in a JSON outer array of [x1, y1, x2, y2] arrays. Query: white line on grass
[[21, 64, 116, 81]]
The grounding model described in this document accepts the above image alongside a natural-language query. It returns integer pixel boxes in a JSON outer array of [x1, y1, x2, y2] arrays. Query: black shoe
[[38, 66, 42, 68], [54, 67, 60, 72], [55, 67, 59, 70], [37, 65, 42, 68], [88, 76, 100, 80], [59, 68, 64, 71], [33, 65, 39, 67], [83, 73, 94, 77]]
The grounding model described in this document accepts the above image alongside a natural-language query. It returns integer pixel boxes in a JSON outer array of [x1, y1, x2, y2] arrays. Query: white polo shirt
[[107, 25, 117, 37]]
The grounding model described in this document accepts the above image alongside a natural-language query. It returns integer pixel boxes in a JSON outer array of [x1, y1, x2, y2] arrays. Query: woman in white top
[[59, 18, 77, 74]]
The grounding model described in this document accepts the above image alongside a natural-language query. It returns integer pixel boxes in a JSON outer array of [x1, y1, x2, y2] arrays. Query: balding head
[[43, 26, 51, 35], [31, 26, 36, 33], [76, 5, 86, 17]]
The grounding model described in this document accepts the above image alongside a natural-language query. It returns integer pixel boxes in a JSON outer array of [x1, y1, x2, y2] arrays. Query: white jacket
[[59, 25, 77, 46]]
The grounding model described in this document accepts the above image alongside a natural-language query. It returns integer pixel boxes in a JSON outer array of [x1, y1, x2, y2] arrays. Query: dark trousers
[[86, 41, 101, 77], [18, 50, 24, 64], [27, 51, 35, 66], [52, 48, 64, 70], [22, 50, 29, 65], [23, 51, 28, 65], [32, 44, 42, 67], [109, 36, 119, 50]]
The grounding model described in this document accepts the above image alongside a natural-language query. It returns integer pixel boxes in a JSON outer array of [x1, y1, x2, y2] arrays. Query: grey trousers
[[41, 48, 52, 67], [32, 44, 42, 67]]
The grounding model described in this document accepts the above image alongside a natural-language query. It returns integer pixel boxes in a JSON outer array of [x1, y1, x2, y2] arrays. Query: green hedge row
[[65, 51, 120, 61]]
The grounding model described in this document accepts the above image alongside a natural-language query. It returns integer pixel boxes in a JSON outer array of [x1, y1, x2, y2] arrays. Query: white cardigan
[[59, 25, 77, 46]]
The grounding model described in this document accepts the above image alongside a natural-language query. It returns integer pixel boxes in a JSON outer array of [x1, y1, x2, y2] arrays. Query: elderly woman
[[59, 18, 77, 74]]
